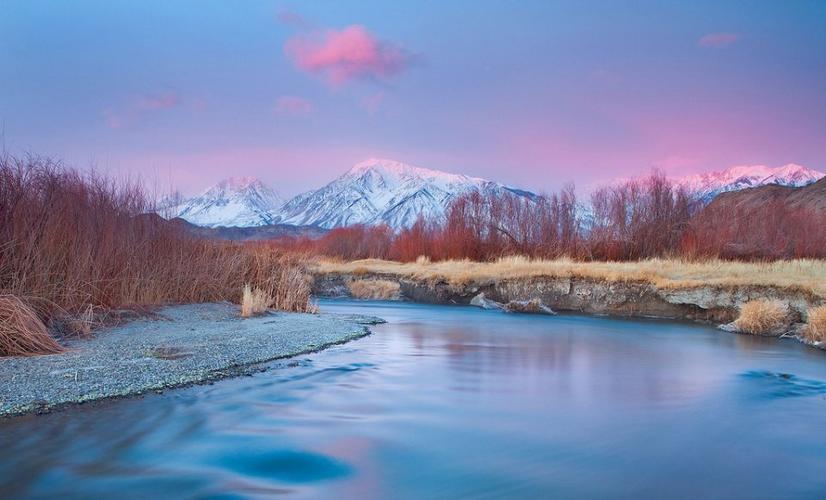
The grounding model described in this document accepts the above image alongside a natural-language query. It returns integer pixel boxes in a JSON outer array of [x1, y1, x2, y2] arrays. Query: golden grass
[[804, 306, 826, 343], [0, 295, 65, 356], [348, 279, 401, 300], [240, 284, 273, 318], [313, 256, 826, 298], [734, 299, 789, 335]]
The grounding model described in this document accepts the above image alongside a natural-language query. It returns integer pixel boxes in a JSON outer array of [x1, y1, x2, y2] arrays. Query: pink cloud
[[285, 25, 411, 86], [105, 90, 181, 129], [275, 95, 315, 116], [698, 32, 739, 48]]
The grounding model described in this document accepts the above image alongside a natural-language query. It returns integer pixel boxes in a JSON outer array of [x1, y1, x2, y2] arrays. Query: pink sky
[[1, 1, 824, 196]]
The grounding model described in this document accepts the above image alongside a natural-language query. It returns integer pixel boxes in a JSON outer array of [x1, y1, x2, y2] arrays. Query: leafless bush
[[0, 155, 314, 355]]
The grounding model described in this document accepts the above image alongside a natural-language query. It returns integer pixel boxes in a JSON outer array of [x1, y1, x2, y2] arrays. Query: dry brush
[[0, 155, 314, 356]]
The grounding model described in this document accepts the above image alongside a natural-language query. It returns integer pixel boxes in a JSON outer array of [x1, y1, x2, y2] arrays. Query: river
[[2, 299, 826, 499]]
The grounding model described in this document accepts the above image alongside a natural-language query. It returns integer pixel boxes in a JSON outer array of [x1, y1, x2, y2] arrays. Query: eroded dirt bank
[[313, 272, 822, 326]]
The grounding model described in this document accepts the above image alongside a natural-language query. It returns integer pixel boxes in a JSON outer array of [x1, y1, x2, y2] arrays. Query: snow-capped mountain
[[169, 177, 282, 227], [276, 158, 539, 229], [674, 163, 824, 203], [168, 161, 822, 230]]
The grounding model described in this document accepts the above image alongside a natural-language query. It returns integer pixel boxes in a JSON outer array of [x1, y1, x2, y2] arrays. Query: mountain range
[[165, 160, 824, 230], [673, 163, 824, 203], [166, 158, 539, 230]]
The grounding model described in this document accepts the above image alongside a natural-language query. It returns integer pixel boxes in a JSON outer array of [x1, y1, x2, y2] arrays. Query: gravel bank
[[0, 303, 383, 417]]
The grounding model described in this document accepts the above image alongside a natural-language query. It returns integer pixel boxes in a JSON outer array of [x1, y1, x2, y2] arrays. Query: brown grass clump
[[415, 255, 431, 265], [734, 299, 789, 335], [0, 295, 64, 356], [804, 306, 826, 343], [351, 266, 370, 276], [348, 279, 401, 300], [241, 284, 273, 317]]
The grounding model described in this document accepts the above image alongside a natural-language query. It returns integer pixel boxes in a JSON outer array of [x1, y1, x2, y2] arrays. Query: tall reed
[[0, 154, 314, 356]]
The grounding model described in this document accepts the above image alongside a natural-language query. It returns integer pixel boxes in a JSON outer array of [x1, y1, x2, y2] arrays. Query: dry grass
[[0, 295, 64, 356], [313, 256, 826, 298], [734, 299, 789, 335], [0, 155, 315, 356], [241, 284, 273, 317], [348, 279, 401, 300], [415, 255, 431, 265], [804, 306, 826, 343]]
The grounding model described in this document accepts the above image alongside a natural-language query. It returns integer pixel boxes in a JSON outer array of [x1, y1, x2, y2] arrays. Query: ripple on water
[[211, 446, 351, 484], [740, 370, 826, 399]]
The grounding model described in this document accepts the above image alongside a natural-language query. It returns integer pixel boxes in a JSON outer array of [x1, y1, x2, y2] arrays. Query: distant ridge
[[276, 158, 539, 229], [167, 161, 825, 230], [169, 158, 538, 230], [673, 163, 824, 203]]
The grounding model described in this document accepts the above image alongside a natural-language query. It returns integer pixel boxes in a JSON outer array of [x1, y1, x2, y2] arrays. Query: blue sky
[[1, 0, 824, 196]]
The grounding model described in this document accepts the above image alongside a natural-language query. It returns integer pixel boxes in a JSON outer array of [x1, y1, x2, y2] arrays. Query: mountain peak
[[279, 159, 533, 229], [207, 176, 267, 193], [674, 163, 824, 203], [348, 158, 411, 174], [761, 163, 823, 185], [172, 176, 282, 228], [345, 158, 485, 187]]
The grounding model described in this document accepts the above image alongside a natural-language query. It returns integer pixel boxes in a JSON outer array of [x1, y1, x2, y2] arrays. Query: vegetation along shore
[[312, 257, 826, 348], [2, 154, 825, 418]]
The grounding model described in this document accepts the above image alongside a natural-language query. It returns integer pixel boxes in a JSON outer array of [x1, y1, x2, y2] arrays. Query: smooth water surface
[[3, 300, 826, 499]]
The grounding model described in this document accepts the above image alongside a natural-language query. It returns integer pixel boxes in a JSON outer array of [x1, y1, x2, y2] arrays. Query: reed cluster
[[0, 155, 313, 356]]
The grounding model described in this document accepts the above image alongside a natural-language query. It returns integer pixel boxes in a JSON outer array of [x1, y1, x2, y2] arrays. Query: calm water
[[3, 300, 826, 499]]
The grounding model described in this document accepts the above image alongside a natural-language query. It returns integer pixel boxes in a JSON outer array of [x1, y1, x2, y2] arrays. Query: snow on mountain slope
[[276, 158, 539, 229], [169, 161, 821, 230], [170, 177, 282, 227], [674, 163, 824, 203]]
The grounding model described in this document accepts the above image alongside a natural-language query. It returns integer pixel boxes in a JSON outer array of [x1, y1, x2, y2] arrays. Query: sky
[[1, 0, 825, 197]]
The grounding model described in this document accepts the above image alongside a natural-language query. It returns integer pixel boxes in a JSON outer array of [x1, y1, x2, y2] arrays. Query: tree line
[[272, 170, 826, 261]]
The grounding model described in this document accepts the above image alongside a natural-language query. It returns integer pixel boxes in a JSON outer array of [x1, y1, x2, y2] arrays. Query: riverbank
[[0, 303, 383, 417], [312, 258, 826, 345]]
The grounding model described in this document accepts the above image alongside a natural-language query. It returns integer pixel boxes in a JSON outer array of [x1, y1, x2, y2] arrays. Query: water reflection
[[2, 300, 826, 499]]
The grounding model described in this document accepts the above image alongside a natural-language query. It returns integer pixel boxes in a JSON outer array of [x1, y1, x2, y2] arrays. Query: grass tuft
[[734, 299, 789, 335], [804, 306, 826, 343], [348, 279, 401, 300], [240, 284, 273, 318], [0, 295, 65, 356]]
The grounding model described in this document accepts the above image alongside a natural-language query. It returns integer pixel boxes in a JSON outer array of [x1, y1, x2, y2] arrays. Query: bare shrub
[[0, 154, 314, 355], [348, 279, 401, 300], [734, 299, 789, 335], [241, 284, 273, 317], [804, 306, 826, 343], [0, 295, 64, 356]]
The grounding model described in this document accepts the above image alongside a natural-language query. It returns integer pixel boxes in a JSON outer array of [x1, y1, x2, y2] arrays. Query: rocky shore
[[0, 303, 383, 417]]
